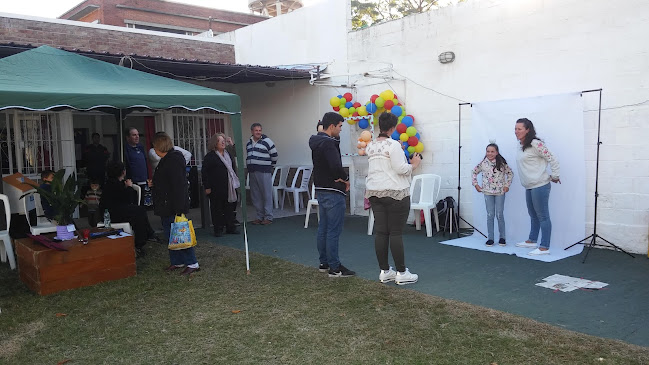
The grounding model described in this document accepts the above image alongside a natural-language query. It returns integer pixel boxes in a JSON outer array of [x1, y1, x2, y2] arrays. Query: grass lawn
[[1, 240, 648, 364]]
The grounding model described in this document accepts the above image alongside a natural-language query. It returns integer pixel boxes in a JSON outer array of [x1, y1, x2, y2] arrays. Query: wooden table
[[15, 232, 136, 295]]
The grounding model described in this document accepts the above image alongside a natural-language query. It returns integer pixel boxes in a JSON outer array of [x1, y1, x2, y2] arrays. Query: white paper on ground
[[440, 235, 583, 262], [536, 274, 608, 292]]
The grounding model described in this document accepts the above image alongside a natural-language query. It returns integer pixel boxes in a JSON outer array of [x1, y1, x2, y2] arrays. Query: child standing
[[472, 143, 513, 247], [84, 180, 103, 227]]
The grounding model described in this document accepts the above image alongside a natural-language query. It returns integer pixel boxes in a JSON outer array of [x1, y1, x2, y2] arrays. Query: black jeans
[[209, 194, 237, 233], [369, 196, 410, 273]]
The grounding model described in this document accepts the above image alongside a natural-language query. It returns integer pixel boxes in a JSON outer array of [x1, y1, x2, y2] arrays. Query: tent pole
[[119, 109, 124, 162]]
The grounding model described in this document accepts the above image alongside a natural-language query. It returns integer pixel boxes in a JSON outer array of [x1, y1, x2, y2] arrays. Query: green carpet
[[198, 214, 649, 347]]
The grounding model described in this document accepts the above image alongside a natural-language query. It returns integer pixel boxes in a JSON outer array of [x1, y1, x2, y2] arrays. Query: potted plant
[[23, 169, 86, 240]]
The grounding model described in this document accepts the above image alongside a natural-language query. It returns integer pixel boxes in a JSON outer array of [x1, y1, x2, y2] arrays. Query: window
[[171, 109, 226, 168]]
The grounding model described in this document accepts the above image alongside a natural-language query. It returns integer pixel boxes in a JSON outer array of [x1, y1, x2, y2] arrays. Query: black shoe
[[318, 263, 329, 272], [499, 238, 507, 246], [328, 265, 355, 278], [485, 239, 494, 247]]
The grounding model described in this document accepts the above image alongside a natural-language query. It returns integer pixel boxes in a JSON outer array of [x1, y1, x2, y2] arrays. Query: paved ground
[[196, 214, 649, 348]]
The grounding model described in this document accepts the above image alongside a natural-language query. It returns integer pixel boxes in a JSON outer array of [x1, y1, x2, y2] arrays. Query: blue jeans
[[484, 194, 506, 241], [316, 191, 346, 271], [162, 216, 198, 266], [525, 183, 552, 249]]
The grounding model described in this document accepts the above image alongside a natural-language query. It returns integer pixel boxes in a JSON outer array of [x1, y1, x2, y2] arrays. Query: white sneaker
[[395, 268, 418, 285], [515, 241, 537, 248], [379, 267, 397, 283], [528, 248, 550, 256]]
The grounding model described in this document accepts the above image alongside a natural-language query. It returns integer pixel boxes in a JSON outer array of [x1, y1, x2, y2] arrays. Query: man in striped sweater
[[246, 123, 279, 225]]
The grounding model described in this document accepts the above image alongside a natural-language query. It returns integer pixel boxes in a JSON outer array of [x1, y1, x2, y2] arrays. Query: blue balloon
[[415, 132, 420, 140], [345, 101, 353, 108], [358, 118, 369, 129], [391, 130, 401, 140], [402, 141, 409, 149], [391, 105, 403, 117], [366, 103, 377, 113], [402, 116, 414, 127], [337, 94, 342, 98], [404, 147, 410, 159]]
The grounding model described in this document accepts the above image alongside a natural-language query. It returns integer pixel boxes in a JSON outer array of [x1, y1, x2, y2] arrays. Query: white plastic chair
[[96, 184, 140, 234], [304, 184, 319, 228], [272, 166, 289, 209], [410, 174, 442, 237], [22, 191, 57, 235], [0, 194, 16, 270], [281, 167, 313, 213]]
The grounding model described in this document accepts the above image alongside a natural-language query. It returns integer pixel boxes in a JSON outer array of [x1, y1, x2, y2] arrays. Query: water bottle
[[103, 209, 111, 228]]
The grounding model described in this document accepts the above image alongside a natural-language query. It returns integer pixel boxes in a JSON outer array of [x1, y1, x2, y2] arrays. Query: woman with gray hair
[[202, 133, 240, 237]]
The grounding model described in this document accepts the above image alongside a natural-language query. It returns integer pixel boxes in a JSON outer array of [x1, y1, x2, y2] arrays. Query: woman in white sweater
[[513, 118, 561, 255], [365, 112, 421, 285]]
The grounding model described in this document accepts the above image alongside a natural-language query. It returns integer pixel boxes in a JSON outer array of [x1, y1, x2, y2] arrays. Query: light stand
[[564, 89, 634, 263], [456, 102, 486, 239]]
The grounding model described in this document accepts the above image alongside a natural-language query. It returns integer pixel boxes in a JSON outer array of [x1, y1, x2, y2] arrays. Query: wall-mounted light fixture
[[438, 51, 455, 64]]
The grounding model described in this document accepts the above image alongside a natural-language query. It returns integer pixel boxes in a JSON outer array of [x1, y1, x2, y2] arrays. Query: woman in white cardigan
[[513, 118, 561, 256], [365, 112, 421, 285]]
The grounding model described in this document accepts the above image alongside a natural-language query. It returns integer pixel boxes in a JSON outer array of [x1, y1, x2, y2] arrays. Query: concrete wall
[[0, 14, 235, 62], [347, 0, 649, 253]]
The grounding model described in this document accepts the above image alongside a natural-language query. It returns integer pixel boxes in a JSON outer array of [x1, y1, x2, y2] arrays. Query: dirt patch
[[0, 320, 45, 359]]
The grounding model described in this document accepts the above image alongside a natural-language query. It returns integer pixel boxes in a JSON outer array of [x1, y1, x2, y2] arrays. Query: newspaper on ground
[[536, 274, 608, 292]]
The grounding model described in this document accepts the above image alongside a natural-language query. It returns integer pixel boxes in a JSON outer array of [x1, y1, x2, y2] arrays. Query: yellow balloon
[[347, 118, 356, 125], [414, 142, 424, 153], [330, 96, 340, 107], [400, 133, 409, 142], [339, 107, 350, 118], [357, 106, 368, 116], [380, 90, 394, 101], [360, 130, 372, 142]]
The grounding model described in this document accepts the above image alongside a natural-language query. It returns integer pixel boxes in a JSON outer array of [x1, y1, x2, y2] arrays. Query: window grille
[[171, 109, 225, 168], [0, 111, 63, 179]]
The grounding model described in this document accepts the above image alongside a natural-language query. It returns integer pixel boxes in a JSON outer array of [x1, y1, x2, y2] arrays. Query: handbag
[[168, 214, 197, 250]]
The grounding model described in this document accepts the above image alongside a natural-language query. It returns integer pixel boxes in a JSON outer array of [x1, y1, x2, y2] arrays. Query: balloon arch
[[328, 90, 424, 158]]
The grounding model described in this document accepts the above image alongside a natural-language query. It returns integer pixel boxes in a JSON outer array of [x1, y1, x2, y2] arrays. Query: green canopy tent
[[0, 45, 250, 270]]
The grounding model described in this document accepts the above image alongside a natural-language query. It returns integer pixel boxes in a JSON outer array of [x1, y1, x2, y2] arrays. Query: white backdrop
[[442, 93, 585, 262]]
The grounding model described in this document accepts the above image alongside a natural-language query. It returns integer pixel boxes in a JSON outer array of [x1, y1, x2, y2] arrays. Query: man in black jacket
[[309, 112, 355, 278]]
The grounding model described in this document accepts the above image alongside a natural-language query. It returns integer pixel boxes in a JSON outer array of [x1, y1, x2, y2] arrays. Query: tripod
[[456, 103, 486, 239], [564, 89, 634, 263]]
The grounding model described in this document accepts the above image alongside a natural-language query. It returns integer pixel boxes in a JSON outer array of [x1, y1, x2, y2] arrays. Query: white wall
[[347, 0, 649, 253]]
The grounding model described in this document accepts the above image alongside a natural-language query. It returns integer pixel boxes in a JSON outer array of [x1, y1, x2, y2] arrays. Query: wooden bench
[[15, 233, 136, 295]]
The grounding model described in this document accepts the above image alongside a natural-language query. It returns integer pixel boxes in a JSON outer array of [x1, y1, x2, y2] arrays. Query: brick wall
[[60, 0, 267, 34], [0, 16, 235, 63]]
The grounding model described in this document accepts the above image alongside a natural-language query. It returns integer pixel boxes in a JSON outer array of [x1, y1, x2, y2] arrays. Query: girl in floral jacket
[[472, 143, 514, 247]]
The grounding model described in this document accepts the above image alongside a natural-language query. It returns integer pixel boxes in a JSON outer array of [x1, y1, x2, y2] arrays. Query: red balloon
[[393, 93, 398, 100], [343, 92, 353, 102], [370, 94, 379, 103], [352, 112, 359, 117], [333, 106, 340, 111], [396, 123, 407, 134], [353, 102, 361, 108], [408, 136, 419, 146], [384, 100, 394, 110]]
